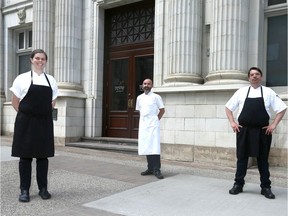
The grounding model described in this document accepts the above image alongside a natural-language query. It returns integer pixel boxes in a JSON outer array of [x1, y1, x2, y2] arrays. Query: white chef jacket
[[225, 85, 287, 119], [136, 91, 164, 155], [10, 71, 58, 101]]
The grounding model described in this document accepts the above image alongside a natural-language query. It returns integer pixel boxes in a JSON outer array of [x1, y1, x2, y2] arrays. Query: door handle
[[130, 98, 134, 109], [127, 99, 134, 109], [128, 99, 131, 108]]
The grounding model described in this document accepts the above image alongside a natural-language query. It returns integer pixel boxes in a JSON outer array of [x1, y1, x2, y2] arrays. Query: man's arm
[[225, 107, 242, 132], [264, 108, 287, 135], [158, 108, 165, 120]]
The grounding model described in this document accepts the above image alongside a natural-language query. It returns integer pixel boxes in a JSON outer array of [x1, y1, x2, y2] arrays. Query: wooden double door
[[103, 48, 153, 138]]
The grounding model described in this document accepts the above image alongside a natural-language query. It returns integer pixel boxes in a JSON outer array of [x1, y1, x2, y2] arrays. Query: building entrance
[[103, 0, 155, 138]]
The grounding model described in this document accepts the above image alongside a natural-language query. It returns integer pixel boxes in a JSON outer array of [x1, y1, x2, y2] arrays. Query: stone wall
[[158, 89, 288, 167]]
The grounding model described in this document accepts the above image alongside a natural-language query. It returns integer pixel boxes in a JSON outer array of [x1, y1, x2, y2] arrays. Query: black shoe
[[229, 184, 243, 195], [154, 170, 164, 179], [38, 188, 51, 200], [261, 188, 275, 199], [141, 169, 154, 176], [19, 190, 30, 202]]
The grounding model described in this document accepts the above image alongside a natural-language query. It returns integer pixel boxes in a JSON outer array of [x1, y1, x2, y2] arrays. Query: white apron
[[136, 92, 163, 155]]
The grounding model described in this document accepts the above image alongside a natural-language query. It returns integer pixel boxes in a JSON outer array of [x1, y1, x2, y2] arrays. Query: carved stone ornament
[[17, 8, 26, 24]]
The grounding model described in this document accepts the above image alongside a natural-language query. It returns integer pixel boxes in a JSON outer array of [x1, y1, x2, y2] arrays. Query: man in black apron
[[225, 67, 287, 199], [10, 49, 58, 202]]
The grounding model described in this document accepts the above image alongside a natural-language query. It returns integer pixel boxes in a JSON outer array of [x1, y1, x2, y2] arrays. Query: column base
[[57, 82, 86, 98], [205, 71, 249, 85], [164, 74, 204, 86], [53, 96, 85, 145]]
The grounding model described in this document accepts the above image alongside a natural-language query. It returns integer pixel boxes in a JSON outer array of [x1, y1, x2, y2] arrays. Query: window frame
[[264, 1, 288, 87], [15, 28, 32, 75]]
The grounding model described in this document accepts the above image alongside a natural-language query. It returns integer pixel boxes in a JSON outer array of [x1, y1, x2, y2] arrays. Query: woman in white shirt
[[10, 49, 58, 202]]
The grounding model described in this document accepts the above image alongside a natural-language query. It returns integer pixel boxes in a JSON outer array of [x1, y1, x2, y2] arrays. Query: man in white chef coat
[[225, 67, 287, 199], [136, 79, 165, 179]]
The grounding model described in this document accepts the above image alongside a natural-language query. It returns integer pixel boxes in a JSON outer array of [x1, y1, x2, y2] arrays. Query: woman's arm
[[11, 93, 20, 112]]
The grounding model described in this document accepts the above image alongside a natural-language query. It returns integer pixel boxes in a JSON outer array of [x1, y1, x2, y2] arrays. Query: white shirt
[[10, 71, 58, 101], [136, 91, 165, 116], [225, 85, 287, 118]]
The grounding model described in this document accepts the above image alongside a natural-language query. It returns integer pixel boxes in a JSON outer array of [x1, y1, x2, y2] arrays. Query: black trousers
[[19, 158, 49, 191], [234, 156, 271, 189], [146, 155, 161, 172]]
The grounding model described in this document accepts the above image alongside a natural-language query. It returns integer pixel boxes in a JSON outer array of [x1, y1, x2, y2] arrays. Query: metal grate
[[109, 7, 154, 46]]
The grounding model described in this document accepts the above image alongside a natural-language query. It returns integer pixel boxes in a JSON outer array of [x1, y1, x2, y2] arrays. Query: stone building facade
[[1, 0, 287, 166]]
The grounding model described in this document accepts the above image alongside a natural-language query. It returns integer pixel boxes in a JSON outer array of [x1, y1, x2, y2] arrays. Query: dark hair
[[248, 67, 262, 77], [30, 49, 48, 61]]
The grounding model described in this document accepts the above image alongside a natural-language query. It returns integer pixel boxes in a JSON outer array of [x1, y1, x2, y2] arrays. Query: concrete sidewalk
[[1, 136, 287, 216]]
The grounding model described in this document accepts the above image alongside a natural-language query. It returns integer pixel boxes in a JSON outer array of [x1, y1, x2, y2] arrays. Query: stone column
[[53, 0, 85, 144], [33, 0, 55, 75], [205, 0, 249, 84], [164, 0, 203, 86], [54, 0, 83, 93]]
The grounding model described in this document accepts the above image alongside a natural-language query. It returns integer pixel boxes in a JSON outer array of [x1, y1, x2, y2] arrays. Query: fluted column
[[205, 0, 249, 84], [33, 0, 55, 75], [54, 0, 83, 92], [164, 0, 203, 86]]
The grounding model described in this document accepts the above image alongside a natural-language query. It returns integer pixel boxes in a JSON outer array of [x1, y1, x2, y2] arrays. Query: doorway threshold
[[66, 137, 138, 154]]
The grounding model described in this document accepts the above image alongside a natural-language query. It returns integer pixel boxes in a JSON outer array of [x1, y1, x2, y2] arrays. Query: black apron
[[12, 71, 54, 158], [236, 86, 272, 159]]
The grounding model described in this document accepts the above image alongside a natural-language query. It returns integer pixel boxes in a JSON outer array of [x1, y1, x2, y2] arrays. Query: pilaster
[[0, 0, 4, 110]]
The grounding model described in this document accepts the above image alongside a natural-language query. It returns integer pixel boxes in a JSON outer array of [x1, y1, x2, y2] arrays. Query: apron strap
[[44, 73, 52, 88], [30, 70, 33, 84], [246, 87, 251, 98], [260, 86, 263, 98]]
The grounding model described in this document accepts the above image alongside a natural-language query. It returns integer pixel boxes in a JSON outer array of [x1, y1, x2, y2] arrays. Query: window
[[16, 29, 32, 74], [28, 31, 32, 47], [266, 15, 287, 86], [19, 32, 24, 49], [268, 0, 286, 6], [17, 29, 32, 50], [265, 1, 287, 86], [18, 54, 31, 74]]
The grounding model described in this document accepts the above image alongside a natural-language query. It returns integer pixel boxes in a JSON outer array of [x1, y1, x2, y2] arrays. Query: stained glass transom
[[109, 7, 154, 46]]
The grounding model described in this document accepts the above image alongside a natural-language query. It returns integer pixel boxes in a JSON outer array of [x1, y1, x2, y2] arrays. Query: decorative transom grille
[[109, 7, 154, 46]]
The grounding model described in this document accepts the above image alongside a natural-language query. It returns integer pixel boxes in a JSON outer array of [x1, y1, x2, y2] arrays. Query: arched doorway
[[103, 0, 155, 138]]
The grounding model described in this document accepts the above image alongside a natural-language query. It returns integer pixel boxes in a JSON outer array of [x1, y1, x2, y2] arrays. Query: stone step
[[66, 137, 138, 154]]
